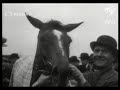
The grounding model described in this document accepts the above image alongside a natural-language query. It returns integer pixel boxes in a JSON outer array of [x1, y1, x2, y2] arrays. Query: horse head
[[25, 13, 83, 86]]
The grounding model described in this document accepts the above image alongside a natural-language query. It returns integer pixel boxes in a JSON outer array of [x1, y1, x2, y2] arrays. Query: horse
[[9, 13, 83, 87]]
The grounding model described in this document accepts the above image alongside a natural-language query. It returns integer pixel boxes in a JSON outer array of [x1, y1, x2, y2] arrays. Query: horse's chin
[[51, 65, 69, 76]]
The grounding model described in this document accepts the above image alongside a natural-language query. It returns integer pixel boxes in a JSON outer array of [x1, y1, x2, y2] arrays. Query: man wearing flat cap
[[69, 35, 118, 87]]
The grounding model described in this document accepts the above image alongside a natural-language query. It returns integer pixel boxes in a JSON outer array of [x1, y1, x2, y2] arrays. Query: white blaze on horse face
[[53, 30, 65, 56]]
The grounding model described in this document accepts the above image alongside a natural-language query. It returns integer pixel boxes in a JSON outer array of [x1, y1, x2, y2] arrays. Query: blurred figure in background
[[69, 56, 80, 67], [68, 35, 118, 87], [9, 53, 20, 64], [2, 53, 20, 87], [89, 53, 95, 72], [78, 53, 91, 73], [2, 37, 20, 87], [2, 37, 7, 47], [68, 56, 80, 87]]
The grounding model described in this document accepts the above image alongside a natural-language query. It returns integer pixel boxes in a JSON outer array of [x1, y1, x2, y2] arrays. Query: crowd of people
[[68, 35, 118, 87], [69, 51, 118, 74], [31, 35, 118, 87], [2, 37, 20, 87], [2, 34, 118, 87]]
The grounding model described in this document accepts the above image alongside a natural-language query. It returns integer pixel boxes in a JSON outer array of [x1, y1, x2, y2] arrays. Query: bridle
[[40, 54, 54, 76], [35, 32, 70, 86], [36, 54, 59, 86]]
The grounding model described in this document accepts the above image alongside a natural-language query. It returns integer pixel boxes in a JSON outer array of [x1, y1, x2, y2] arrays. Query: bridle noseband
[[40, 54, 55, 76]]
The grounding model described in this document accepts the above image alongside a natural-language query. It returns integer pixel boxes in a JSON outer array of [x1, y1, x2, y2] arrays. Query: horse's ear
[[64, 22, 84, 32], [25, 13, 44, 29]]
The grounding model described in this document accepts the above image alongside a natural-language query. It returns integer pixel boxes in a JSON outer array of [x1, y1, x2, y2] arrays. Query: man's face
[[93, 46, 114, 67], [71, 62, 79, 67], [81, 59, 88, 65]]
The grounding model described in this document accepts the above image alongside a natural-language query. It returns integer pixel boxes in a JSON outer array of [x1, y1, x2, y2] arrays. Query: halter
[[40, 54, 53, 75], [36, 53, 59, 86], [40, 50, 59, 76]]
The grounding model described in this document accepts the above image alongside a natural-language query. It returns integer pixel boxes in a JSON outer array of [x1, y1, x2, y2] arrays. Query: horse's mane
[[43, 20, 64, 30]]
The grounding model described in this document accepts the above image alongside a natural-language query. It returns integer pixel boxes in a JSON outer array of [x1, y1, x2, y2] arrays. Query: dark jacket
[[77, 64, 90, 73], [82, 68, 118, 87]]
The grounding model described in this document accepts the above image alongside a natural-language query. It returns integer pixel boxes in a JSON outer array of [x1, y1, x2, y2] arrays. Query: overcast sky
[[2, 3, 118, 58]]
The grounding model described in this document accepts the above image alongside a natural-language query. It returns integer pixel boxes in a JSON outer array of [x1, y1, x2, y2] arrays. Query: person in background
[[2, 37, 7, 47], [68, 56, 80, 87], [78, 53, 91, 73], [2, 53, 20, 87], [69, 56, 80, 67], [9, 53, 20, 64], [89, 53, 95, 72], [68, 35, 118, 87]]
